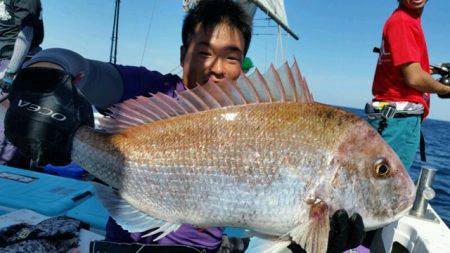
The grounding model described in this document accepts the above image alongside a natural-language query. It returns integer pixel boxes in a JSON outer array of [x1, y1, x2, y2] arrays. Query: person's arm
[[401, 62, 450, 95], [7, 26, 34, 74]]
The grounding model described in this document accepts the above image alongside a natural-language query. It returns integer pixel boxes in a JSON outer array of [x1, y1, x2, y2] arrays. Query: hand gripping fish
[[71, 61, 416, 253]]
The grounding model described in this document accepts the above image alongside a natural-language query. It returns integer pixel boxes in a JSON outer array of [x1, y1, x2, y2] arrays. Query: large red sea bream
[[71, 61, 416, 253]]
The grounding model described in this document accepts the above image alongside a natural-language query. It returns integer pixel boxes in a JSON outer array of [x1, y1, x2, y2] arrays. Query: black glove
[[288, 210, 365, 253], [326, 210, 365, 253], [4, 67, 94, 166]]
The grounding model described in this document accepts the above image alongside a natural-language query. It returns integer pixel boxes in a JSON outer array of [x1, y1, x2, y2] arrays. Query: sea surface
[[343, 107, 450, 227]]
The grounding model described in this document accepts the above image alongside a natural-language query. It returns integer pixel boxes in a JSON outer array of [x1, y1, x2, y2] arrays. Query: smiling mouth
[[410, 0, 424, 5], [206, 77, 225, 84]]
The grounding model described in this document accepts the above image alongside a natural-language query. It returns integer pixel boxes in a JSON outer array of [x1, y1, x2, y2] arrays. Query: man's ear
[[180, 45, 186, 67]]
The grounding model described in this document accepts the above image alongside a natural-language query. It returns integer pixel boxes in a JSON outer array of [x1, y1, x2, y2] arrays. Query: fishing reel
[[431, 63, 450, 98]]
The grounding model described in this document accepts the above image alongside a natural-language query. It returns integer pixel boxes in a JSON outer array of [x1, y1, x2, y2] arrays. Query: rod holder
[[410, 167, 437, 218]]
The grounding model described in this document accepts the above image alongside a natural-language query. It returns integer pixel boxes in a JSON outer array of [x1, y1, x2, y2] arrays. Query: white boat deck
[[379, 205, 450, 253]]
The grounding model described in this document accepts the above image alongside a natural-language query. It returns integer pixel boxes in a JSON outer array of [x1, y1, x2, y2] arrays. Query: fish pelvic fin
[[289, 198, 330, 253], [93, 183, 182, 237], [97, 60, 314, 133]]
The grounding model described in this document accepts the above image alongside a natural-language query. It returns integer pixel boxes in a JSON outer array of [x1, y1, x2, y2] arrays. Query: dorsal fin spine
[[151, 93, 181, 116], [186, 89, 211, 110], [291, 60, 313, 103], [175, 91, 199, 113], [135, 96, 164, 120], [120, 102, 155, 122], [276, 62, 299, 102], [213, 82, 235, 106], [254, 68, 273, 102], [125, 99, 159, 121], [270, 64, 287, 102], [108, 107, 140, 124], [146, 97, 173, 118], [194, 85, 221, 108], [155, 93, 189, 114], [228, 81, 248, 104], [242, 74, 261, 103]]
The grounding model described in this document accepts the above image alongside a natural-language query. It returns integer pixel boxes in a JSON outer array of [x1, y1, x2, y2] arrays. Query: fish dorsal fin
[[98, 61, 314, 133]]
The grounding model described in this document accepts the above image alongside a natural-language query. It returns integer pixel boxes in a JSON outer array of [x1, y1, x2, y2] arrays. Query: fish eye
[[373, 158, 390, 178]]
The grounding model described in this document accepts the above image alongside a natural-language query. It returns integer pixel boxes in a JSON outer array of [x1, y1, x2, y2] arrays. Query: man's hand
[[437, 77, 450, 98], [4, 67, 94, 166], [288, 210, 365, 253]]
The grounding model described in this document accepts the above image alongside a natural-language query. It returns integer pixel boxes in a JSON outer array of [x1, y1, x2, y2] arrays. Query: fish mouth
[[363, 202, 414, 231]]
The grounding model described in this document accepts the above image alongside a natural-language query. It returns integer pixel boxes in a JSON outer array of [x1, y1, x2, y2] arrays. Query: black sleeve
[[14, 0, 42, 28]]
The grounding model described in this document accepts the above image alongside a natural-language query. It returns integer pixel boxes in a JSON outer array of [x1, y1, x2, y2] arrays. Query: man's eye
[[227, 57, 240, 62], [199, 52, 210, 56]]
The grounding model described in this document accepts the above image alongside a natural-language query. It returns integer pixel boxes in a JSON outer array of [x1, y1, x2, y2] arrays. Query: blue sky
[[41, 0, 449, 121]]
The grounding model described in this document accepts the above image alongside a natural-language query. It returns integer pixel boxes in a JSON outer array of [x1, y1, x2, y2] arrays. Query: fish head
[[330, 117, 416, 231]]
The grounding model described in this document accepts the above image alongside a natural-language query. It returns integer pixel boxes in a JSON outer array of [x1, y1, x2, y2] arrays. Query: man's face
[[181, 23, 245, 89], [401, 0, 427, 11]]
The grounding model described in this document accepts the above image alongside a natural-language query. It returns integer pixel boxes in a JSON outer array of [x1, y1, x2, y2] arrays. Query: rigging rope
[[140, 0, 159, 66]]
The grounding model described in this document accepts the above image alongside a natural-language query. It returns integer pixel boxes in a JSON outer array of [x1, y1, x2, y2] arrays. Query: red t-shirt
[[372, 8, 430, 118]]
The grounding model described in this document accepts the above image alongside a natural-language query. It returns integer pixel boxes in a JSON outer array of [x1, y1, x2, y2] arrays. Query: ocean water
[[343, 107, 450, 227]]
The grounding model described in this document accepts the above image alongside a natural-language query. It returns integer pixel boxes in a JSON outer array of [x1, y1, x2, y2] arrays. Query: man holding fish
[[1, 1, 411, 252]]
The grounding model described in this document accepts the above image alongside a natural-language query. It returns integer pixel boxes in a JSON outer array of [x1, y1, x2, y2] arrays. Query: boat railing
[[410, 167, 438, 222]]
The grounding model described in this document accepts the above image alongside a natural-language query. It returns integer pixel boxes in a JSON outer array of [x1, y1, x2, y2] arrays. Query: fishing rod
[[431, 64, 450, 85], [431, 63, 450, 98]]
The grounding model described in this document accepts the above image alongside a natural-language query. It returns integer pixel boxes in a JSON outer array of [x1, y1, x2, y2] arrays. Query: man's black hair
[[182, 0, 252, 55]]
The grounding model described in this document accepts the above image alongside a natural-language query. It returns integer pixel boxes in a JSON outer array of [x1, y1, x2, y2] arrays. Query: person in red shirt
[[367, 0, 450, 170]]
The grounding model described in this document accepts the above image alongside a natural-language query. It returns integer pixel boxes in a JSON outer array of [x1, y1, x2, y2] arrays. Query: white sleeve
[[7, 26, 34, 73]]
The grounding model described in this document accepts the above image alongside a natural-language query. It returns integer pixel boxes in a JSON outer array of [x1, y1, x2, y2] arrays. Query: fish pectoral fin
[[246, 237, 292, 253], [289, 198, 330, 253], [93, 183, 176, 234]]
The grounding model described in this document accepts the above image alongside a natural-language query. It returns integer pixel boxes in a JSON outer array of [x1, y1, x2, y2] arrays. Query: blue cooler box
[[0, 165, 93, 216], [66, 193, 109, 231]]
